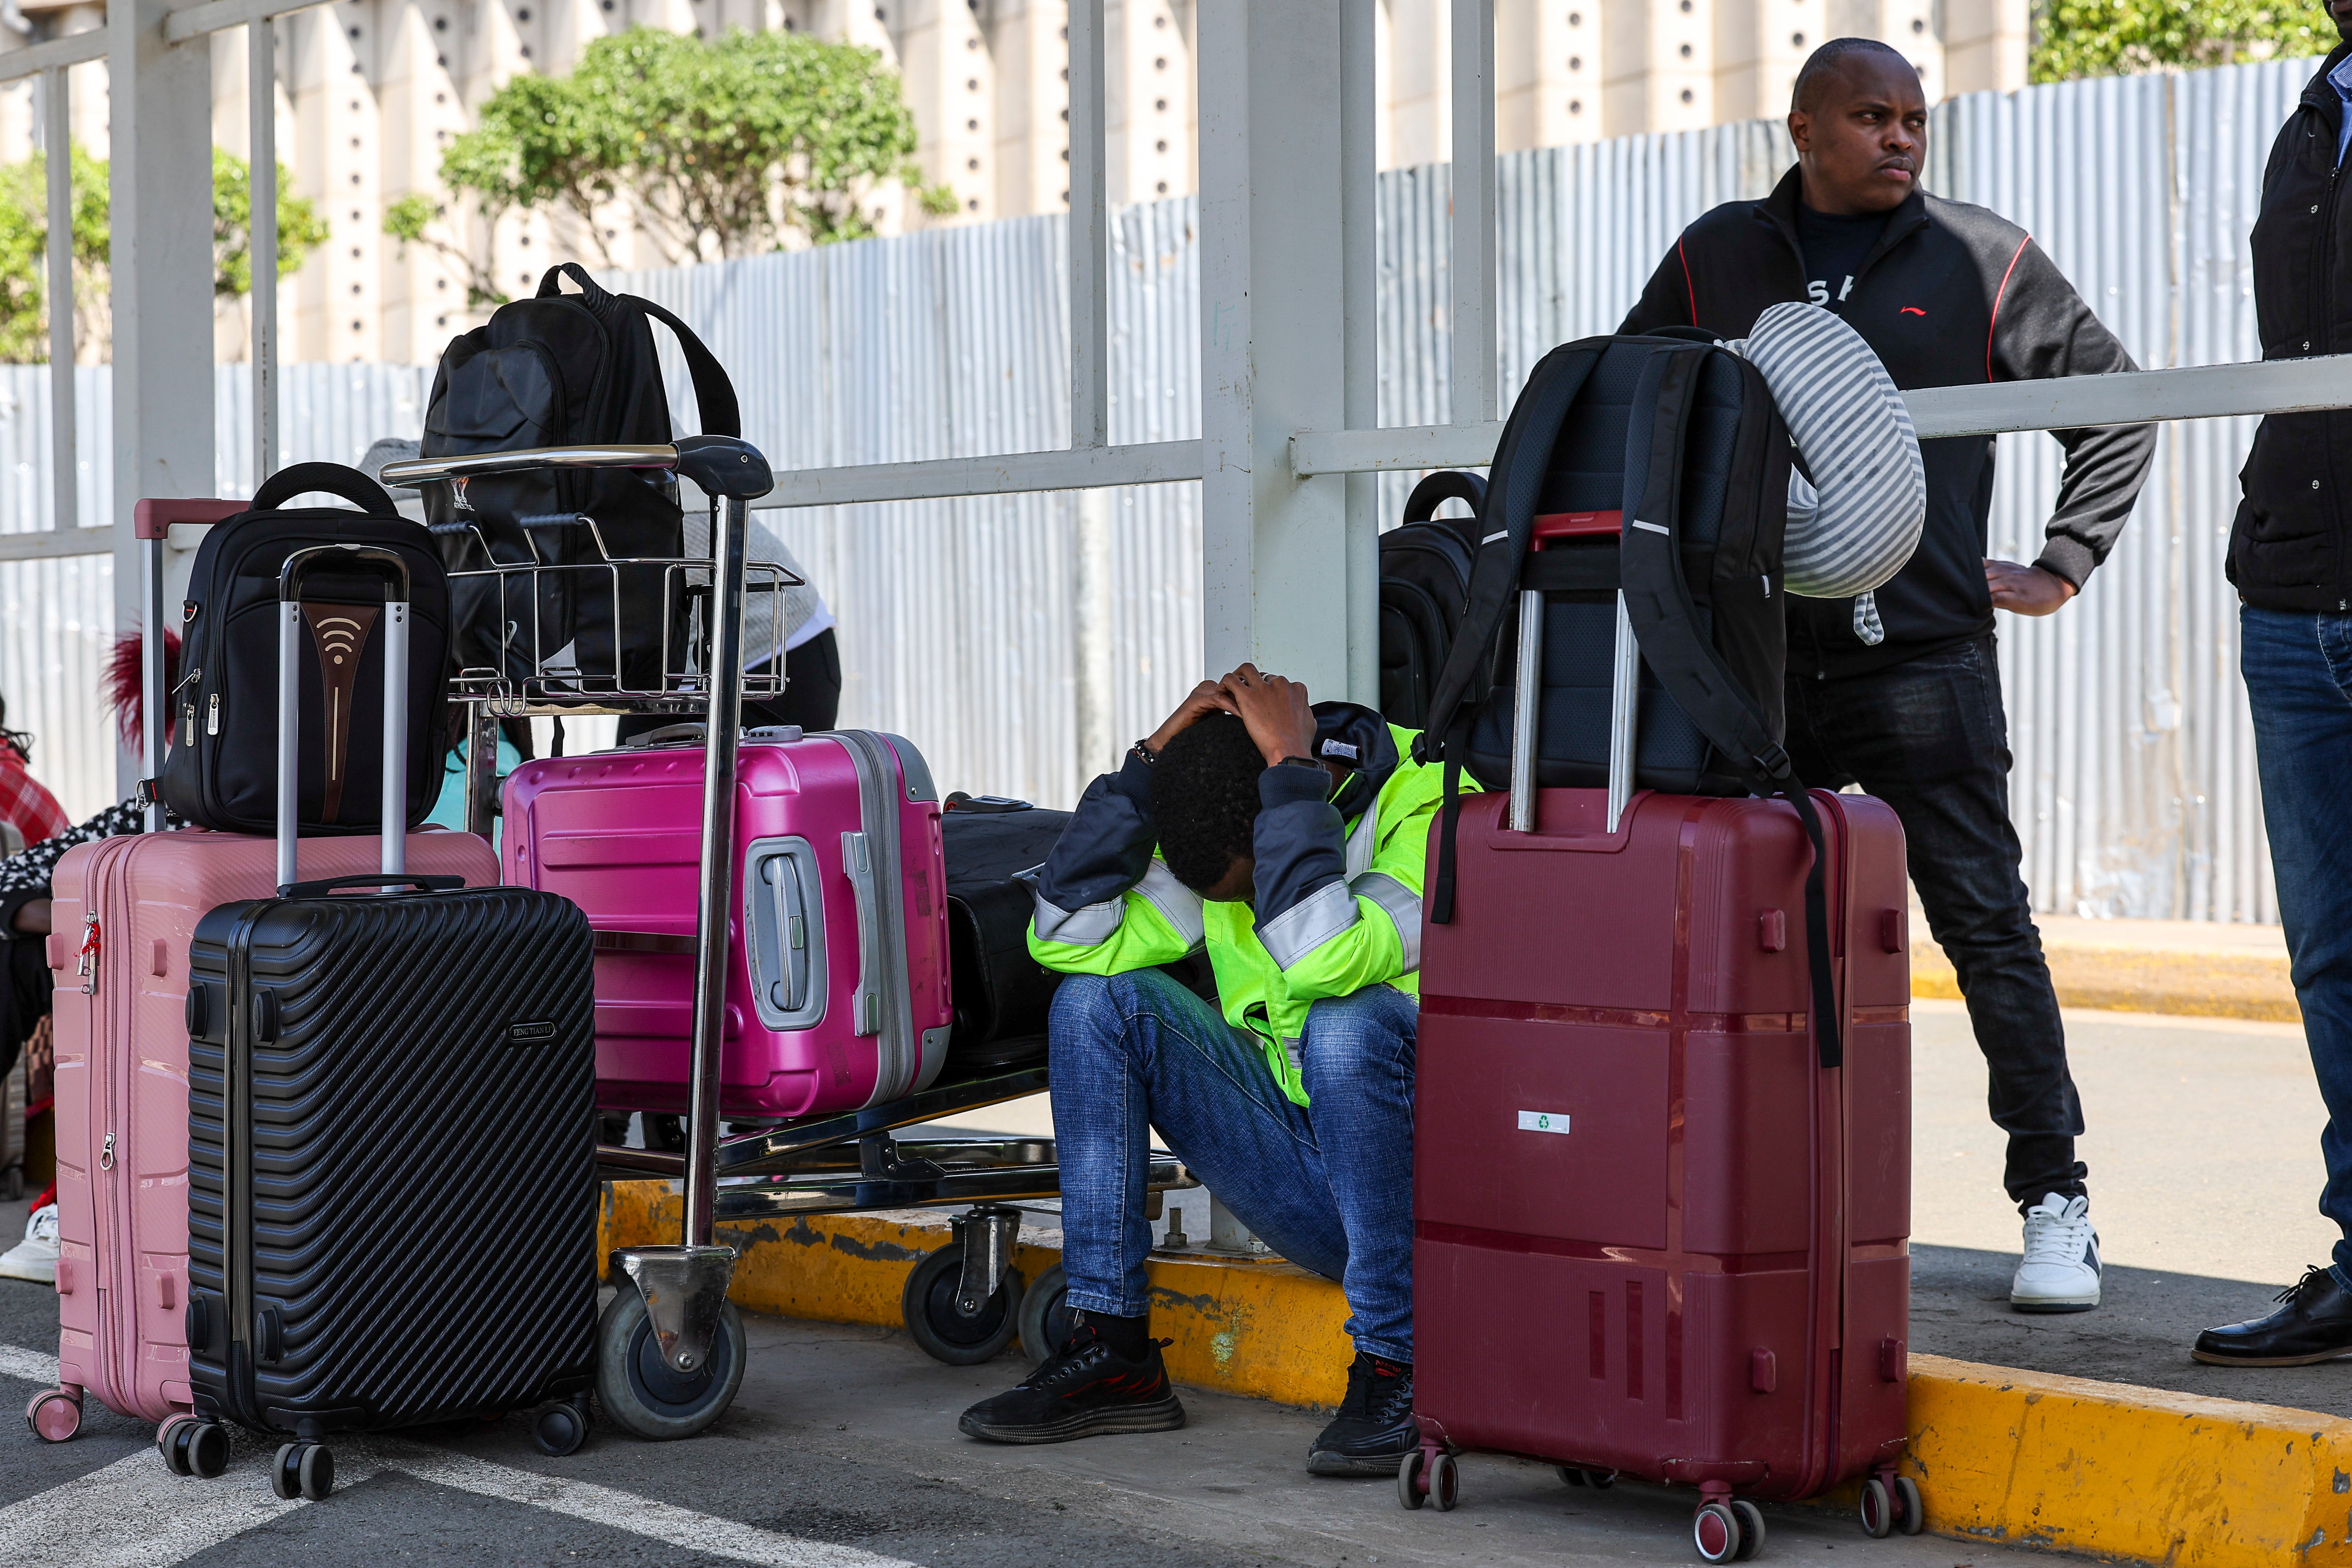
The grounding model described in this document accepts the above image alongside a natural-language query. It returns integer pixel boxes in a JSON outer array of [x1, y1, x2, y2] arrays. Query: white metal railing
[[0, 0, 326, 567]]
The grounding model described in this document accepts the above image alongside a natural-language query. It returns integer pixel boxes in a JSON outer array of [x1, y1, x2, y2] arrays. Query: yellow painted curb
[[604, 1186, 2352, 1562], [1912, 938, 2300, 1023]]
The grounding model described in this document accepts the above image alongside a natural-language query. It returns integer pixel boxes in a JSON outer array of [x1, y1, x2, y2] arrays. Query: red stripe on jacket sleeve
[[1985, 235, 2032, 381]]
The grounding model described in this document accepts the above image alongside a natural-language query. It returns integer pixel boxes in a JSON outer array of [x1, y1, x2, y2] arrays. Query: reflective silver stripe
[[1032, 890, 1125, 947], [1350, 871, 1424, 973], [1257, 879, 1360, 969], [1282, 1037, 1303, 1077], [1630, 519, 1670, 535], [1343, 806, 1379, 880], [1130, 858, 1208, 952]]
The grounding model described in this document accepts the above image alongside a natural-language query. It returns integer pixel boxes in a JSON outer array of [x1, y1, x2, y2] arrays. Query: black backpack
[[1419, 333, 1843, 1064], [421, 263, 743, 695], [1378, 470, 1484, 729], [160, 463, 451, 836]]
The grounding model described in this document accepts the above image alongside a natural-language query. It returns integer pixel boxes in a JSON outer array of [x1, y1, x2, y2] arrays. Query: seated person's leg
[[1296, 983, 1419, 1476], [960, 966, 1347, 1445]]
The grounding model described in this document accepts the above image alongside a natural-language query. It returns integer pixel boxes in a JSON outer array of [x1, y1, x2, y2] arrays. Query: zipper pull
[[76, 912, 99, 995], [99, 1131, 114, 1171], [205, 693, 220, 736]]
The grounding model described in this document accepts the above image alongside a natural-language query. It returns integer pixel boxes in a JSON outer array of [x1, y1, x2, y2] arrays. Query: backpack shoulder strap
[[629, 297, 743, 439], [1617, 346, 1844, 1069]]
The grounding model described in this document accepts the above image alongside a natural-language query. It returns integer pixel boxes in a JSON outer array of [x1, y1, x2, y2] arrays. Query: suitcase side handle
[[274, 545, 414, 892], [278, 873, 464, 899]]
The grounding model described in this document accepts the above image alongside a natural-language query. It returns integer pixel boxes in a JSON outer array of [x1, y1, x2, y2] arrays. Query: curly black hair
[[1152, 711, 1266, 895]]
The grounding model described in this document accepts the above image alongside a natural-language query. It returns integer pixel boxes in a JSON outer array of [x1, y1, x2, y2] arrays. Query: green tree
[[2032, 0, 2332, 81], [0, 146, 325, 362], [425, 27, 956, 271]]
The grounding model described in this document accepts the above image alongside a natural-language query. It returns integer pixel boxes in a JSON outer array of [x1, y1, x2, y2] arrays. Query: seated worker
[[958, 663, 1456, 1477]]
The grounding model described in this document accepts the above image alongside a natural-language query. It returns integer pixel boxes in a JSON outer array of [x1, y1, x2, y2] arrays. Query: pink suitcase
[[501, 727, 952, 1118], [33, 826, 497, 1439]]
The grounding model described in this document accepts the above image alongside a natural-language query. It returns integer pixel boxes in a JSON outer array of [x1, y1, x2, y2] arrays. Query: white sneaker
[[0, 1203, 57, 1286], [2011, 1192, 2100, 1313]]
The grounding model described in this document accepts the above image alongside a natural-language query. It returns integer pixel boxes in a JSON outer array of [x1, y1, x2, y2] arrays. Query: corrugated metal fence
[[0, 59, 2313, 919]]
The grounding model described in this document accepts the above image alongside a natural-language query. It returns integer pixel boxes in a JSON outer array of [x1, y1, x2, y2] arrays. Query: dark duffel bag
[[940, 796, 1214, 1075], [159, 462, 451, 836]]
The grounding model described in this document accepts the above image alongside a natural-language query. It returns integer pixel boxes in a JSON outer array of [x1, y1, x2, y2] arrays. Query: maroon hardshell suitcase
[[1404, 531, 1915, 1557]]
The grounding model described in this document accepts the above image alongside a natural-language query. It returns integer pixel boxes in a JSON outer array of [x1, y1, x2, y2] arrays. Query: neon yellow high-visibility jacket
[[1027, 702, 1464, 1106]]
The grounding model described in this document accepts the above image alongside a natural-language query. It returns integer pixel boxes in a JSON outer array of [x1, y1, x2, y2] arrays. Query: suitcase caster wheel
[[272, 1442, 333, 1502], [596, 1286, 746, 1441], [1731, 1500, 1767, 1560], [1858, 1477, 1894, 1539], [1427, 1451, 1460, 1512], [1396, 1450, 1425, 1511], [24, 1387, 80, 1443], [1892, 1475, 1924, 1536], [902, 1241, 1024, 1365], [162, 1416, 230, 1479], [531, 1399, 589, 1458], [1015, 1263, 1074, 1366], [1694, 1500, 1747, 1563]]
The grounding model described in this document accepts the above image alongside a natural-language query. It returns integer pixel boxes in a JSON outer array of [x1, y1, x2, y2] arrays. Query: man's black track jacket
[[1620, 167, 2156, 680]]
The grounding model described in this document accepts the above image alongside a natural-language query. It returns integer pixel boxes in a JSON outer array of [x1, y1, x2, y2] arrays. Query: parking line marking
[[0, 1344, 59, 1385], [0, 1449, 375, 1568], [376, 1441, 921, 1568]]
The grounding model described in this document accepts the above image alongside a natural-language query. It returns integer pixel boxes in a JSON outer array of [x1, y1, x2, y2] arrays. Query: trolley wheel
[[1892, 1475, 1924, 1536], [1428, 1450, 1460, 1512], [1694, 1501, 1744, 1564], [24, 1387, 79, 1443], [1396, 1449, 1426, 1510], [531, 1399, 589, 1458], [1015, 1263, 1076, 1365], [595, 1286, 746, 1441], [157, 1414, 198, 1475], [179, 1420, 230, 1480], [1731, 1500, 1767, 1561], [1858, 1477, 1894, 1539], [900, 1243, 1023, 1366]]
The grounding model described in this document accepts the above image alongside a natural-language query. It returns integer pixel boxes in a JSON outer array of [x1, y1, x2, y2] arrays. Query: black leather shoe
[[1307, 1352, 1418, 1476], [2193, 1266, 2352, 1366]]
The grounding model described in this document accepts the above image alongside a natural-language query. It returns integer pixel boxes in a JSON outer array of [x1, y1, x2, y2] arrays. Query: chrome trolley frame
[[377, 438, 1191, 1407]]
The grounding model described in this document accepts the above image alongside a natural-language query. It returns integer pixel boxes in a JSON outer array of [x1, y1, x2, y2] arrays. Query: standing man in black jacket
[[1622, 38, 2154, 1313], [2195, 12, 2352, 1367]]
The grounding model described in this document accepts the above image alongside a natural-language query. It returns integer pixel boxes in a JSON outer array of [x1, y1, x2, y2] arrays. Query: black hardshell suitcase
[[182, 540, 598, 1495]]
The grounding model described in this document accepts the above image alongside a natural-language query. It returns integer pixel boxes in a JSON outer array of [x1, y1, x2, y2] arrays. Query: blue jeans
[[1785, 636, 2086, 1207], [1046, 968, 1418, 1363], [2241, 607, 2352, 1281]]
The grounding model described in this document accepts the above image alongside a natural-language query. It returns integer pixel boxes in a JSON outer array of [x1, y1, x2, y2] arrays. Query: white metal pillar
[[1197, 0, 1350, 695], [109, 0, 215, 790]]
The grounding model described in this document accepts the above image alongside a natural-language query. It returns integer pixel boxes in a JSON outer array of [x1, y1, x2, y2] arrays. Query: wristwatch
[[1276, 755, 1324, 772]]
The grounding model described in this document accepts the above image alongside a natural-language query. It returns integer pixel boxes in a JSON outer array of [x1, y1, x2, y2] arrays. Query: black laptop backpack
[[1417, 331, 1843, 1064], [421, 263, 743, 695], [159, 463, 450, 836], [1378, 470, 1485, 729]]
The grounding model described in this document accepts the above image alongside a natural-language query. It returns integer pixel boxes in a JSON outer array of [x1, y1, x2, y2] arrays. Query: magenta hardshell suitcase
[[501, 728, 952, 1118], [37, 827, 497, 1438]]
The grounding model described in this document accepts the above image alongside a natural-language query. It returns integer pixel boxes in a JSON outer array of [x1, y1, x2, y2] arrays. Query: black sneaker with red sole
[[958, 1324, 1186, 1444], [1308, 1351, 1418, 1475]]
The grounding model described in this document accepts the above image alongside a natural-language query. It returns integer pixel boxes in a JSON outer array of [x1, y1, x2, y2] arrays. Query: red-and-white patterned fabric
[[0, 748, 69, 851]]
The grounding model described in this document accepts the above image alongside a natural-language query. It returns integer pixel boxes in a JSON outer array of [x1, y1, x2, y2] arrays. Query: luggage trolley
[[379, 437, 1196, 1440]]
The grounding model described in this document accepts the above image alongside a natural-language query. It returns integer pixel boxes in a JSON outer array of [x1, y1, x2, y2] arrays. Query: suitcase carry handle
[[275, 545, 413, 893], [251, 462, 401, 519], [279, 873, 463, 898]]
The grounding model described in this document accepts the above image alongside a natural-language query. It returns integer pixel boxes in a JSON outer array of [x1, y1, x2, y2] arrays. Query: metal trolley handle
[[378, 435, 775, 499]]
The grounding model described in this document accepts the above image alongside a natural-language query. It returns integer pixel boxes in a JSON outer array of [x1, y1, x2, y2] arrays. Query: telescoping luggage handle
[[275, 545, 413, 894]]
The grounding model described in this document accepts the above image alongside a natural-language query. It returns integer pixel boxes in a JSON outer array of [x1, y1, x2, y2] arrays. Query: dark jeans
[[616, 627, 842, 745], [2240, 607, 2352, 1280], [1785, 635, 2086, 1208]]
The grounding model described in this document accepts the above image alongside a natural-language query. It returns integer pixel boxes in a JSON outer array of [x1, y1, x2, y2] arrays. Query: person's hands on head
[[1787, 41, 1927, 216], [1985, 558, 2078, 617], [1142, 678, 1237, 757], [1222, 664, 1318, 769]]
